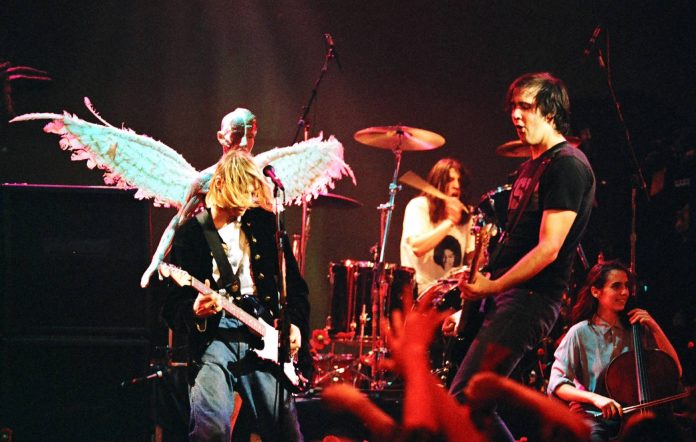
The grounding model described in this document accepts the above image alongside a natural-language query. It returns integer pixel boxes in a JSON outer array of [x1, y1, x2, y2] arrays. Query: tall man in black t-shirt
[[448, 72, 595, 441]]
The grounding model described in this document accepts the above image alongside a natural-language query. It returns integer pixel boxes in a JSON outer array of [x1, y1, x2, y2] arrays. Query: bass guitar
[[159, 263, 308, 393]]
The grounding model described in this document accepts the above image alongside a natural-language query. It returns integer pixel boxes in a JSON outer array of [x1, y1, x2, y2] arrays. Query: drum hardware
[[356, 304, 369, 373], [311, 192, 362, 209], [294, 192, 362, 275], [312, 354, 373, 389], [353, 125, 446, 152], [322, 260, 415, 391], [327, 260, 414, 335], [353, 124, 445, 389]]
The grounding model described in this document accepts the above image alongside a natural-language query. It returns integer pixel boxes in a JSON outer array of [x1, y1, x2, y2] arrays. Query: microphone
[[324, 33, 342, 70], [263, 165, 285, 190], [324, 33, 335, 48], [120, 369, 164, 387], [582, 24, 602, 57]]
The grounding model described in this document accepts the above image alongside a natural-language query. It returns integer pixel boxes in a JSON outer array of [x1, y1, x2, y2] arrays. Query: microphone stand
[[594, 28, 650, 272], [291, 35, 339, 275], [271, 184, 291, 417]]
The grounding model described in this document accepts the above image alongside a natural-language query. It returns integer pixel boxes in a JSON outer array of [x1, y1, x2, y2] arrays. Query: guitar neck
[[188, 277, 267, 338], [467, 223, 491, 284], [468, 248, 483, 284]]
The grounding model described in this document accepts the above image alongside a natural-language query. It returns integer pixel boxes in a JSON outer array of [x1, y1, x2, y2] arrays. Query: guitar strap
[[196, 209, 242, 299], [487, 145, 565, 270]]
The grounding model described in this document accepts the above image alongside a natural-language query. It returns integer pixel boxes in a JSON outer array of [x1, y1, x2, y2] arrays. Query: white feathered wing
[[11, 99, 356, 287]]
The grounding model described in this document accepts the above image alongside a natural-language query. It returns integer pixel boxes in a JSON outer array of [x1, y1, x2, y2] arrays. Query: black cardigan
[[161, 207, 311, 372]]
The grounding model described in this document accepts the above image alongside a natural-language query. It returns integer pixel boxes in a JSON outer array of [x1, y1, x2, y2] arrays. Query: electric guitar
[[454, 221, 495, 333], [159, 263, 308, 393], [431, 221, 495, 323], [430, 221, 495, 386]]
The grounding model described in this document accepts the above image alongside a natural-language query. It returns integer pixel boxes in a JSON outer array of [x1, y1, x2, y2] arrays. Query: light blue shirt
[[548, 316, 654, 411]]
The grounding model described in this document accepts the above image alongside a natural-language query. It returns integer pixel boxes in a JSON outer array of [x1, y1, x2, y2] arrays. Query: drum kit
[[308, 127, 537, 391]]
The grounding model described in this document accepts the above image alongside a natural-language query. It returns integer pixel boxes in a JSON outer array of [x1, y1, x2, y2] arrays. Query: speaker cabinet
[[0, 184, 152, 335], [0, 336, 150, 441], [0, 184, 155, 440]]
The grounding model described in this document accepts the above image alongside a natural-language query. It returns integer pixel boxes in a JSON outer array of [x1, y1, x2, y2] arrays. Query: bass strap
[[486, 146, 562, 270]]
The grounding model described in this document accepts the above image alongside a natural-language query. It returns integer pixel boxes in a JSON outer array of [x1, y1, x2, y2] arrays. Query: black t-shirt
[[493, 141, 595, 296]]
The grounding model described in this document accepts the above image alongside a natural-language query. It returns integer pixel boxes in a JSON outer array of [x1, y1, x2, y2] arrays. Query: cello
[[589, 318, 689, 420]]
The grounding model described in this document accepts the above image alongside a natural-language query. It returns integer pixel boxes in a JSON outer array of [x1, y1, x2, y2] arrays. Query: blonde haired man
[[163, 150, 309, 441]]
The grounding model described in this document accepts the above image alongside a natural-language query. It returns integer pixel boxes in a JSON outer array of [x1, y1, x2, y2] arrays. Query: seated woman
[[548, 260, 683, 442]]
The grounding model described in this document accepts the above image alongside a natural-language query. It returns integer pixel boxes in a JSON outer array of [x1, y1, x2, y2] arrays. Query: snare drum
[[328, 260, 415, 335]]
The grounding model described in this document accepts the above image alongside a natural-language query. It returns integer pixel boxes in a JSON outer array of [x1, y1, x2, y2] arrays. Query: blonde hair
[[205, 150, 273, 211]]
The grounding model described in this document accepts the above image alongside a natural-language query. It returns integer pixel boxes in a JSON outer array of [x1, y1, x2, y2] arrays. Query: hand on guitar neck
[[459, 222, 495, 294], [159, 262, 307, 392]]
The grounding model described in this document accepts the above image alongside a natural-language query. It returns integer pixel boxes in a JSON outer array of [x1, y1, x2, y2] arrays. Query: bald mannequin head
[[217, 108, 257, 153]]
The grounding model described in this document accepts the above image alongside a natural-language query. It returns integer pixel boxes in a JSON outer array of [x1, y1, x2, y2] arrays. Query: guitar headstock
[[468, 222, 497, 284], [158, 263, 193, 288], [479, 223, 495, 250]]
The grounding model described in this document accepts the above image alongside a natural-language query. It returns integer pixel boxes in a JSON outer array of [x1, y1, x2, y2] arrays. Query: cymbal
[[310, 192, 362, 209], [354, 125, 445, 151], [495, 136, 582, 158]]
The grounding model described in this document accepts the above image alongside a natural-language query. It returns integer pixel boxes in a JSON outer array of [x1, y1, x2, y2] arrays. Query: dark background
[[1, 0, 695, 437]]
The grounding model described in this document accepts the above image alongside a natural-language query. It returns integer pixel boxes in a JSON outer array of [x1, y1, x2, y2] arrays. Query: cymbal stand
[[355, 304, 368, 386], [369, 133, 404, 389]]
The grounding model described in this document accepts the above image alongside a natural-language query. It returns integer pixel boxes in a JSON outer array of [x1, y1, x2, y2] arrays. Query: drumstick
[[398, 171, 470, 214]]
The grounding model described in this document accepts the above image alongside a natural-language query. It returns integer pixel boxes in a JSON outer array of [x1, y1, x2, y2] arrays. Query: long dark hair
[[570, 260, 635, 327], [424, 158, 471, 224]]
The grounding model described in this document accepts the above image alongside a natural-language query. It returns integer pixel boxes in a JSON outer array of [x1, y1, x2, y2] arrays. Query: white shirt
[[213, 220, 255, 296], [400, 196, 474, 293]]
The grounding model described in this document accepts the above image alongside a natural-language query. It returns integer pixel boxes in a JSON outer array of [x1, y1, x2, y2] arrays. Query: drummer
[[400, 158, 475, 294]]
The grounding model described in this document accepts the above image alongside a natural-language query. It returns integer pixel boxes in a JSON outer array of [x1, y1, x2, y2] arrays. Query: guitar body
[[161, 263, 308, 393], [427, 272, 486, 386], [430, 289, 484, 388], [248, 315, 306, 393]]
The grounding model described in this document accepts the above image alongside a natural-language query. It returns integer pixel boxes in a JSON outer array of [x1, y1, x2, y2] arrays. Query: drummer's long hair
[[424, 158, 471, 225], [570, 260, 635, 328]]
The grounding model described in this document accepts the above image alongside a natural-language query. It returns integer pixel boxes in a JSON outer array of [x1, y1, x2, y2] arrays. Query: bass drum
[[328, 260, 415, 336]]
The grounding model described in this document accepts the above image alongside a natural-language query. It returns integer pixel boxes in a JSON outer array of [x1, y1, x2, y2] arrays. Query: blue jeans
[[448, 288, 562, 441], [189, 336, 303, 442]]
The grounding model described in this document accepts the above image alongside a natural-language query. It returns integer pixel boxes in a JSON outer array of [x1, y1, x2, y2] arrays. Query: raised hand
[[380, 287, 452, 376]]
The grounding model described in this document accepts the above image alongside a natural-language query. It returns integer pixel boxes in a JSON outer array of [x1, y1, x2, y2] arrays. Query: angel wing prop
[[254, 134, 355, 204], [11, 99, 198, 207], [12, 98, 355, 287]]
